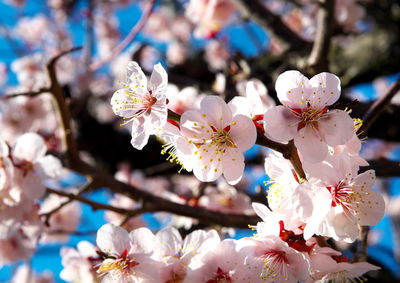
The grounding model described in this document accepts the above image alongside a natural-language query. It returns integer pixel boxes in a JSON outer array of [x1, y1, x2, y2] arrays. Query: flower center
[[206, 267, 233, 283], [326, 181, 356, 209], [291, 105, 328, 131], [97, 250, 139, 276], [210, 125, 237, 149]]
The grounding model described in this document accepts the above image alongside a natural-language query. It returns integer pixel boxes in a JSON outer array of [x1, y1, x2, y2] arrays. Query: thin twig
[[89, 0, 156, 71], [2, 87, 51, 99], [118, 207, 153, 227], [307, 0, 335, 75], [358, 78, 400, 138], [46, 187, 136, 215], [40, 177, 93, 226]]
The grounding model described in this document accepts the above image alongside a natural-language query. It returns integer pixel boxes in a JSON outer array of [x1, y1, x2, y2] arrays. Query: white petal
[[200, 96, 232, 129], [356, 191, 385, 226], [264, 106, 298, 143], [246, 81, 265, 115], [222, 150, 245, 185], [294, 126, 328, 163], [228, 96, 251, 117], [275, 70, 312, 108], [111, 87, 144, 118], [155, 227, 182, 257], [37, 155, 62, 178], [0, 139, 9, 156], [309, 72, 341, 107], [318, 110, 354, 146], [180, 110, 212, 142], [251, 202, 272, 222], [229, 114, 256, 151], [192, 149, 223, 182], [126, 61, 148, 92], [13, 133, 47, 162], [148, 63, 168, 99], [129, 227, 156, 254], [130, 117, 150, 150], [96, 224, 130, 256]]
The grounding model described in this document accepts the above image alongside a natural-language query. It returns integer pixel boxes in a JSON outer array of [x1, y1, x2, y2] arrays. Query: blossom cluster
[[105, 61, 387, 282], [71, 207, 379, 283], [0, 132, 80, 268]]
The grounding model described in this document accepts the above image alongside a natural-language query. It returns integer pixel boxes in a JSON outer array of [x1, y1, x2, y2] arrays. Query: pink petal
[[148, 63, 168, 99], [126, 61, 148, 92], [229, 114, 256, 151], [130, 117, 150, 150], [318, 110, 354, 146], [13, 133, 47, 162], [309, 72, 341, 107], [294, 126, 328, 163], [180, 110, 213, 142], [200, 96, 232, 129], [356, 191, 385, 226], [275, 70, 312, 108], [129, 227, 156, 254], [96, 224, 130, 256], [222, 150, 245, 185], [264, 106, 298, 143]]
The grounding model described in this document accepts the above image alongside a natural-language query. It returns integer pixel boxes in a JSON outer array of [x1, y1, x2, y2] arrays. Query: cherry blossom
[[60, 241, 101, 283], [302, 153, 385, 241], [12, 133, 62, 200], [263, 71, 355, 163], [185, 0, 236, 38], [178, 95, 256, 184], [111, 61, 168, 149], [238, 235, 310, 283], [96, 224, 161, 282], [154, 227, 220, 282]]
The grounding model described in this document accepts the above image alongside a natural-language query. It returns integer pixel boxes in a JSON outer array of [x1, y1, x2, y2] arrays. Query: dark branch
[[358, 78, 400, 138], [307, 0, 335, 75]]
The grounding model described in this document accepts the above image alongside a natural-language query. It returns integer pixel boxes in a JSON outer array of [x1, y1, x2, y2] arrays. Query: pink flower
[[302, 154, 385, 241], [198, 182, 253, 214], [238, 235, 310, 283], [185, 0, 236, 38], [154, 227, 220, 282], [0, 228, 36, 267], [111, 61, 168, 150], [60, 241, 100, 283], [179, 95, 256, 184], [316, 261, 380, 283], [264, 71, 354, 163], [185, 239, 251, 283], [12, 133, 62, 201], [96, 224, 161, 282]]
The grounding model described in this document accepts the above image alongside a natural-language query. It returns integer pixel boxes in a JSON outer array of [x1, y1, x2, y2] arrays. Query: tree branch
[[46, 46, 82, 166], [358, 78, 400, 138], [40, 178, 93, 226], [307, 0, 335, 75], [2, 87, 51, 99], [46, 187, 141, 215], [231, 0, 312, 51]]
